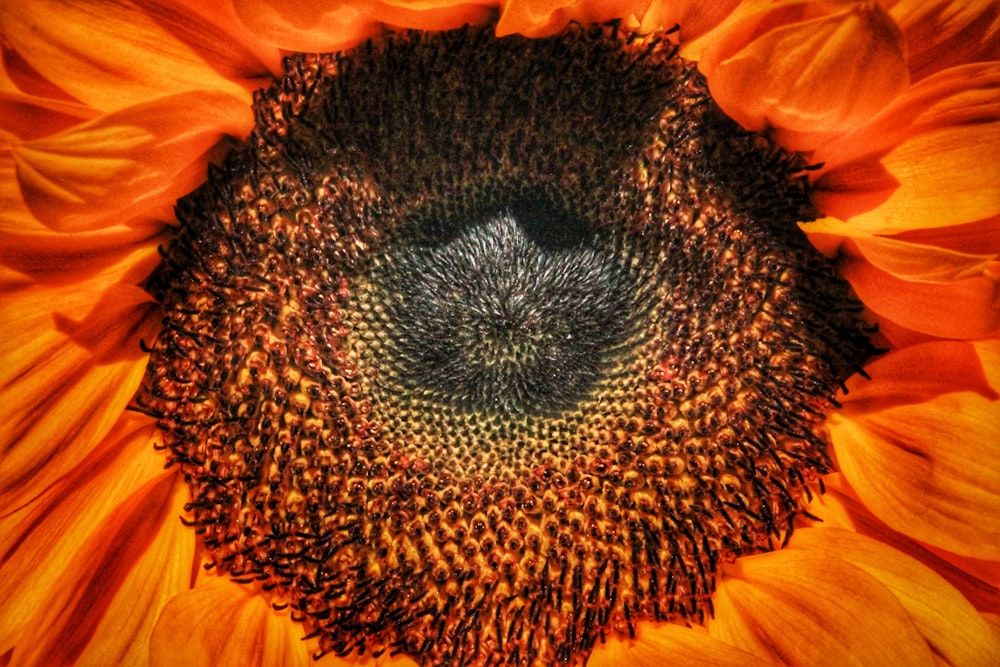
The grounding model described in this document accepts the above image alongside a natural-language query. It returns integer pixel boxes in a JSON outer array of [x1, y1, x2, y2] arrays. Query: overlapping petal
[[709, 547, 935, 666], [149, 579, 315, 667], [0, 414, 167, 655], [801, 218, 1000, 339], [0, 278, 159, 510], [831, 341, 1000, 560], [806, 474, 1000, 617], [889, 0, 1000, 82], [811, 62, 1000, 232], [497, 0, 645, 37], [684, 0, 908, 150], [5, 473, 189, 667], [634, 0, 740, 40], [12, 89, 252, 232], [0, 0, 262, 112], [590, 622, 770, 667], [232, 0, 495, 53], [787, 528, 1000, 666]]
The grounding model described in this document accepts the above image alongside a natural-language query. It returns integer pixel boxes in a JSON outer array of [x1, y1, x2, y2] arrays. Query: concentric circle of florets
[[139, 21, 875, 667]]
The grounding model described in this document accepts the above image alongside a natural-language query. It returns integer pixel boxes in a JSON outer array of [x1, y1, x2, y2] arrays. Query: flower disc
[[140, 22, 875, 666]]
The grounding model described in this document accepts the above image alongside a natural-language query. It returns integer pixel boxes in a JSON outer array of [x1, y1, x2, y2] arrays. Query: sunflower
[[1, 0, 998, 665]]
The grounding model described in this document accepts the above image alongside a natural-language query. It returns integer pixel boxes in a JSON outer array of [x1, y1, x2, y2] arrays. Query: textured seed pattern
[[139, 23, 874, 667]]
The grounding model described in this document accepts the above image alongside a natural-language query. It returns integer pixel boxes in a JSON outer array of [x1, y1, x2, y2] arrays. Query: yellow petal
[[710, 548, 935, 666], [0, 0, 256, 112], [12, 89, 251, 232], [832, 341, 1000, 559], [496, 0, 648, 37], [6, 473, 189, 667], [686, 0, 907, 148], [590, 622, 770, 667], [788, 528, 1000, 666], [0, 279, 158, 509], [150, 578, 311, 667], [812, 63, 1000, 232], [890, 0, 1000, 82], [0, 415, 165, 654]]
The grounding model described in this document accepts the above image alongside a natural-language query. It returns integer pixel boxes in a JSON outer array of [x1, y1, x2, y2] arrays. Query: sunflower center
[[372, 207, 633, 414], [139, 22, 874, 667]]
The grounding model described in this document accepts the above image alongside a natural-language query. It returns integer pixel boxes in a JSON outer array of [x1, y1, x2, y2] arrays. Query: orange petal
[[787, 528, 1000, 666], [0, 414, 165, 654], [368, 1, 497, 32], [890, 0, 1000, 82], [150, 578, 311, 667], [831, 342, 1000, 559], [812, 63, 1000, 232], [838, 340, 996, 414], [801, 217, 1000, 282], [232, 0, 382, 53], [839, 253, 1000, 339], [6, 473, 190, 667], [589, 622, 770, 667], [807, 473, 1000, 617], [496, 0, 648, 37], [0, 223, 167, 289], [0, 0, 256, 112], [0, 279, 159, 510], [686, 0, 908, 148], [635, 0, 740, 41], [0, 90, 97, 143], [0, 39, 79, 103], [134, 0, 284, 78], [709, 548, 935, 666], [12, 89, 251, 232], [894, 214, 1000, 257]]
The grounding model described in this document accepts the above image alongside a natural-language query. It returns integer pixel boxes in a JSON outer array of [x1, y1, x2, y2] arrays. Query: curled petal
[[12, 89, 251, 232], [787, 528, 1000, 666], [0, 280, 159, 509], [0, 0, 256, 112], [890, 0, 1000, 82], [590, 622, 770, 666], [149, 579, 312, 667], [686, 0, 908, 148], [812, 63, 1000, 232], [497, 0, 647, 37], [832, 341, 1000, 559], [709, 548, 935, 666]]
